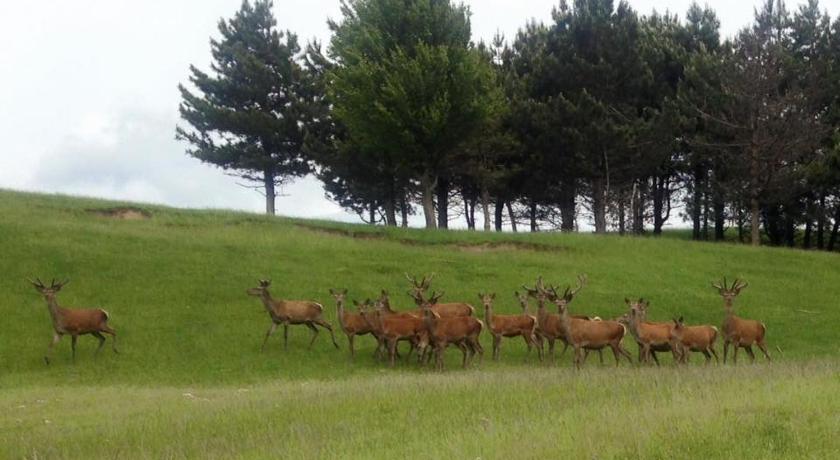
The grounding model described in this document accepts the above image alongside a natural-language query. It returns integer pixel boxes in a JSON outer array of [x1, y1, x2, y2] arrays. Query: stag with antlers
[[28, 278, 118, 364], [713, 278, 770, 364]]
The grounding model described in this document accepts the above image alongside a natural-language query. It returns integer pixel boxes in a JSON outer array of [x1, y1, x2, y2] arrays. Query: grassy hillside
[[1, 189, 839, 458]]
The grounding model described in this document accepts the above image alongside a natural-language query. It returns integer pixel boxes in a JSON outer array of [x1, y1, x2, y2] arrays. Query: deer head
[[522, 276, 550, 303], [28, 278, 69, 300], [477, 292, 496, 310], [624, 297, 650, 321], [329, 288, 348, 303], [712, 277, 748, 308], [246, 279, 271, 297], [405, 273, 434, 297], [549, 274, 588, 310]]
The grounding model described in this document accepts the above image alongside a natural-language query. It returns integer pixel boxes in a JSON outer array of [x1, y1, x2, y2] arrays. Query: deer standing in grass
[[669, 317, 719, 364], [247, 280, 339, 351], [480, 292, 540, 361], [29, 278, 118, 364], [713, 278, 770, 364], [329, 289, 373, 358], [624, 299, 681, 365], [421, 291, 484, 371], [405, 274, 475, 317], [363, 300, 428, 366], [524, 276, 603, 364], [549, 282, 632, 369]]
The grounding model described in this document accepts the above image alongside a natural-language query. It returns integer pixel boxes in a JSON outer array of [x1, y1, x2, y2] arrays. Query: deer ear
[[624, 298, 630, 305], [491, 293, 496, 300], [678, 316, 684, 323], [352, 299, 359, 306], [514, 291, 520, 297], [329, 288, 336, 295]]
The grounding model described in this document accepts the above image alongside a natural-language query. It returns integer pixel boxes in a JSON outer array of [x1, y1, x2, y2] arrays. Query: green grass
[[1, 189, 839, 458]]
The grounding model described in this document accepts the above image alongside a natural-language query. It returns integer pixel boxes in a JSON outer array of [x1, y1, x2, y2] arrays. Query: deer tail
[[101, 309, 111, 321]]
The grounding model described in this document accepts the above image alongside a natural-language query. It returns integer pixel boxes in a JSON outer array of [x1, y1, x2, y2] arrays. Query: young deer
[[421, 292, 484, 371], [329, 289, 374, 358], [29, 278, 118, 364], [713, 278, 770, 363], [515, 291, 544, 358], [669, 317, 719, 364], [550, 284, 632, 369], [479, 292, 540, 361], [247, 280, 339, 351], [625, 299, 681, 365], [405, 273, 475, 317]]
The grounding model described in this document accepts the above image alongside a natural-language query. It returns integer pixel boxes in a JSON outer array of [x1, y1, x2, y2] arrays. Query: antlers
[[712, 277, 748, 295], [27, 278, 69, 290], [405, 273, 435, 291]]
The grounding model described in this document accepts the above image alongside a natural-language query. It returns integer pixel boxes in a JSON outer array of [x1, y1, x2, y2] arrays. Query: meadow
[[1, 189, 839, 458]]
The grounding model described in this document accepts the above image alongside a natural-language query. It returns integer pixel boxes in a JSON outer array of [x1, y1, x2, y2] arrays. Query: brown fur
[[480, 293, 540, 361], [625, 299, 680, 365], [329, 289, 374, 358], [713, 278, 771, 364], [29, 278, 118, 364], [422, 305, 484, 371], [247, 280, 339, 351], [670, 317, 719, 364]]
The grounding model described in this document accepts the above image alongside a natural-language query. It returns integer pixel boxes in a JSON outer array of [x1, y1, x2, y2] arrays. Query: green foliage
[[177, 0, 314, 213]]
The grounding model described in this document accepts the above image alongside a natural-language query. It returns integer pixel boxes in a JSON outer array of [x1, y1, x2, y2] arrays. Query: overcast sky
[[1, 0, 838, 226]]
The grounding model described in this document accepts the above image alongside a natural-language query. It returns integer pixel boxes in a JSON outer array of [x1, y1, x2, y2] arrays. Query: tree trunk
[[494, 197, 504, 232], [436, 177, 449, 229], [506, 202, 517, 232], [633, 180, 647, 234], [369, 201, 376, 225], [481, 186, 491, 232], [384, 199, 397, 226], [530, 201, 538, 233], [420, 173, 437, 229], [692, 164, 703, 240], [618, 193, 626, 236], [713, 196, 725, 241], [400, 194, 408, 228], [817, 193, 826, 249], [749, 144, 761, 246], [469, 197, 476, 231], [264, 172, 276, 216], [828, 204, 840, 252], [702, 188, 710, 241], [652, 176, 664, 236], [592, 178, 607, 234], [560, 180, 576, 232]]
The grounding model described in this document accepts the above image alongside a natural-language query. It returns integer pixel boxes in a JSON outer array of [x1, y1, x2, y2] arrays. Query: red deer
[[524, 276, 603, 364], [479, 292, 540, 361], [363, 301, 428, 367], [550, 284, 632, 369], [713, 278, 770, 363], [329, 289, 374, 358], [421, 291, 484, 370], [515, 290, 544, 358], [669, 317, 719, 364], [247, 280, 339, 351], [405, 273, 475, 317], [29, 278, 118, 364], [624, 298, 681, 365]]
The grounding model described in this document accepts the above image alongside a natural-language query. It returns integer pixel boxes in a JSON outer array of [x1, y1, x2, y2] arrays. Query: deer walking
[[330, 289, 374, 358], [669, 317, 719, 364], [247, 280, 339, 351], [29, 278, 118, 364], [713, 278, 770, 364], [480, 292, 540, 361]]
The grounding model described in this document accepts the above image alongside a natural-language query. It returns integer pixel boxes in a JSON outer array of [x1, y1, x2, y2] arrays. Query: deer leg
[[756, 341, 771, 361], [283, 323, 289, 349], [598, 349, 604, 365], [709, 346, 720, 364], [347, 333, 355, 358], [314, 319, 340, 349], [548, 338, 556, 363], [92, 332, 106, 358], [533, 334, 543, 362], [732, 343, 739, 364], [472, 337, 484, 365], [573, 346, 582, 370], [745, 345, 756, 363], [44, 333, 61, 365], [388, 339, 398, 367], [261, 323, 278, 352], [701, 349, 712, 364], [305, 323, 320, 349], [492, 335, 501, 361], [70, 335, 79, 363], [459, 342, 469, 368], [650, 350, 661, 366], [101, 326, 119, 354], [619, 344, 633, 364]]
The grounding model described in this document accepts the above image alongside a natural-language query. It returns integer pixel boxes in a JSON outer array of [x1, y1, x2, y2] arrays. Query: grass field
[[1, 189, 839, 458]]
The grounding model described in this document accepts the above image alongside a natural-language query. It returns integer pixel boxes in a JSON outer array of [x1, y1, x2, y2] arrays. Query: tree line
[[177, 0, 840, 250]]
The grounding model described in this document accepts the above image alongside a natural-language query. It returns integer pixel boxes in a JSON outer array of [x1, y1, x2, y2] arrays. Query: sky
[[1, 0, 838, 226]]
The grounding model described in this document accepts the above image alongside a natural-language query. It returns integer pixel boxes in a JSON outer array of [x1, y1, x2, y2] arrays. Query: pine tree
[[176, 0, 313, 215]]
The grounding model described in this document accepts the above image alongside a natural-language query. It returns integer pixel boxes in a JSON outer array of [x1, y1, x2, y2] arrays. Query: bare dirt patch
[[295, 224, 561, 253], [88, 207, 152, 220]]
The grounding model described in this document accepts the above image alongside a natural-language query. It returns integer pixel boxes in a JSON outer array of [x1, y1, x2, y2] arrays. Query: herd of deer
[[27, 274, 771, 370]]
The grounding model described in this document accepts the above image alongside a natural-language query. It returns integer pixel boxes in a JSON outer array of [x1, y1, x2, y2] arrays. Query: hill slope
[[2, 190, 840, 458]]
